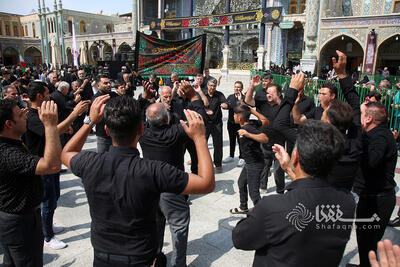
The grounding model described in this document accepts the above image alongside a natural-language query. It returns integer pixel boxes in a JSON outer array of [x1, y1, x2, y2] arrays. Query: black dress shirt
[[70, 146, 188, 260], [232, 177, 356, 267], [0, 136, 42, 213], [226, 93, 245, 124], [205, 91, 227, 124], [354, 124, 397, 195]]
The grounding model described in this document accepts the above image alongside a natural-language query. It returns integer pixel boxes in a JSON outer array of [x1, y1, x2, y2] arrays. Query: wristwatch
[[84, 116, 95, 127]]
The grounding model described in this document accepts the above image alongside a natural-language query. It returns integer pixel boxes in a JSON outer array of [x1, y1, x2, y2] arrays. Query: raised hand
[[38, 100, 58, 128], [179, 80, 196, 100], [332, 50, 347, 79], [72, 100, 90, 117], [272, 144, 291, 173], [289, 73, 306, 92], [180, 109, 205, 141], [142, 80, 156, 99], [89, 94, 110, 124], [369, 239, 400, 267], [250, 75, 262, 89]]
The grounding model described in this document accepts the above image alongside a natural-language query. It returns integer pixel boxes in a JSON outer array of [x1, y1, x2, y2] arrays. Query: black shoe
[[388, 216, 400, 227]]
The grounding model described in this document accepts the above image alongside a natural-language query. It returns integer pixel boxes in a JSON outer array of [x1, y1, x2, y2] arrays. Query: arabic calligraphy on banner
[[149, 7, 282, 31], [134, 32, 206, 77]]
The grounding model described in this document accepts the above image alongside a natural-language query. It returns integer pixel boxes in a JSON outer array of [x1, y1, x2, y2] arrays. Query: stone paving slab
[[1, 71, 400, 266]]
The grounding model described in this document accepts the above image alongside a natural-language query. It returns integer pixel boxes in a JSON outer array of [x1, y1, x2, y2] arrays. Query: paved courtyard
[[1, 70, 400, 266]]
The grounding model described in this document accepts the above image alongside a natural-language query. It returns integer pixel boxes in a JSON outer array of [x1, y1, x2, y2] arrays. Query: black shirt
[[51, 90, 71, 122], [25, 108, 45, 157], [0, 136, 42, 213], [92, 91, 119, 138], [70, 146, 189, 259], [291, 95, 315, 126], [140, 123, 187, 171], [205, 91, 227, 124], [239, 120, 264, 164], [354, 124, 397, 195], [305, 105, 323, 120], [226, 93, 245, 124], [78, 78, 94, 101], [232, 177, 356, 267]]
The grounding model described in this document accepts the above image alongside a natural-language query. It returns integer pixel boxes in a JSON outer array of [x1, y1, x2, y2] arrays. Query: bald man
[[160, 86, 184, 125]]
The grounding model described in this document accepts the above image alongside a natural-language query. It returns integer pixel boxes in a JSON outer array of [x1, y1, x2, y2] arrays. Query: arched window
[[289, 0, 306, 14], [25, 25, 28, 36], [80, 20, 87, 33], [106, 24, 113, 33], [32, 23, 36, 37]]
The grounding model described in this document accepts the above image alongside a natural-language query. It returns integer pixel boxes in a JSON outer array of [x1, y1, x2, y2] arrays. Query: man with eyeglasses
[[92, 74, 119, 153]]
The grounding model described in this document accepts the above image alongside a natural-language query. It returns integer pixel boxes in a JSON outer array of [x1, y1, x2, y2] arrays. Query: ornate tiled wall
[[384, 0, 394, 14], [371, 0, 385, 15], [319, 28, 369, 51], [344, 0, 352, 16], [377, 26, 400, 46], [363, 0, 371, 15], [351, 0, 363, 16]]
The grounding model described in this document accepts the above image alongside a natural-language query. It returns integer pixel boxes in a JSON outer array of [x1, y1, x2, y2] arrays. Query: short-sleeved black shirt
[[70, 146, 189, 260], [0, 136, 42, 213], [25, 108, 46, 157], [205, 91, 227, 124], [239, 120, 265, 164]]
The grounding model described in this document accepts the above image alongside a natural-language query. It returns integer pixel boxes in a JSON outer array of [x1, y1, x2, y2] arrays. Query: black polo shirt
[[233, 177, 356, 267], [226, 93, 245, 124], [205, 91, 227, 124], [0, 136, 42, 213], [70, 146, 189, 260], [25, 108, 45, 157], [92, 91, 119, 138], [239, 120, 264, 164]]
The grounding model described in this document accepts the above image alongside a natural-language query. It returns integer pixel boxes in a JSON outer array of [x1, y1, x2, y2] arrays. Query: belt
[[94, 251, 153, 266]]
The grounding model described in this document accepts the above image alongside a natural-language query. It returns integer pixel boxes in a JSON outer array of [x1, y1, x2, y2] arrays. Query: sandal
[[230, 207, 249, 214]]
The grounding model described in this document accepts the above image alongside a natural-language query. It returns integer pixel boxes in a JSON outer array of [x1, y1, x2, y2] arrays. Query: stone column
[[59, 0, 65, 64], [221, 0, 230, 74], [38, 0, 46, 64], [265, 23, 273, 70], [300, 0, 320, 73], [257, 0, 267, 70], [42, 0, 50, 65], [132, 0, 138, 42]]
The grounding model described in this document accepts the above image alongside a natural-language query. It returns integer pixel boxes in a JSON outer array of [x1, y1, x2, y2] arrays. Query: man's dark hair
[[365, 102, 387, 125], [104, 96, 142, 145], [262, 74, 273, 80], [326, 99, 354, 133], [207, 79, 217, 85], [196, 72, 203, 77], [27, 80, 47, 101], [322, 82, 338, 99], [267, 84, 282, 94], [0, 98, 17, 132], [296, 120, 345, 178], [367, 91, 382, 102], [233, 104, 251, 121], [96, 74, 109, 83], [234, 81, 243, 88]]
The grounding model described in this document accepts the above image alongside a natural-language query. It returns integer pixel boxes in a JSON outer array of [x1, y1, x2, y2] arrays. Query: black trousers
[[0, 207, 43, 267], [355, 191, 396, 267], [259, 149, 285, 193], [227, 121, 242, 158], [206, 121, 223, 167]]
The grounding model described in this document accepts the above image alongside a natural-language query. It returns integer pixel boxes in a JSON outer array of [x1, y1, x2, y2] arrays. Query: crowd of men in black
[[0, 50, 400, 267]]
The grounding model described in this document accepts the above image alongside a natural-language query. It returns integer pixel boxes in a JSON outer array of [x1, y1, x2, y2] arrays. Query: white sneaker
[[52, 224, 64, 234], [44, 236, 67, 250], [237, 159, 245, 167], [222, 156, 234, 163]]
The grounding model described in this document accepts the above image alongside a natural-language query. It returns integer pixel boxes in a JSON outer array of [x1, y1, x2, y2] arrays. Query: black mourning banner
[[134, 32, 206, 77]]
